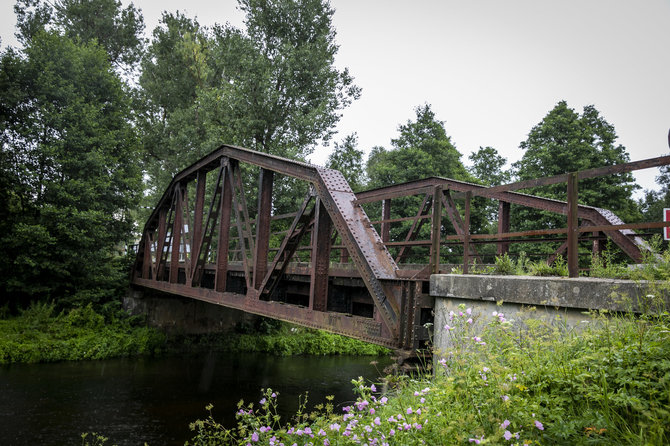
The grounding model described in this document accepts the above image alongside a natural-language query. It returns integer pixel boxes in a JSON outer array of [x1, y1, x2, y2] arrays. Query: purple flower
[[380, 396, 388, 404], [406, 407, 413, 414], [501, 395, 510, 402], [329, 423, 340, 431], [469, 435, 484, 444], [504, 430, 513, 440], [342, 406, 351, 413], [500, 419, 510, 429], [534, 420, 544, 431], [259, 398, 267, 405], [466, 308, 472, 315], [370, 384, 377, 392], [370, 408, 375, 414], [251, 432, 259, 442], [444, 324, 454, 331], [374, 417, 381, 425]]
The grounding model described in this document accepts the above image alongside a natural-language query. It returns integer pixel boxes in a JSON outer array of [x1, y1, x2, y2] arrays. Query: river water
[[0, 352, 391, 445]]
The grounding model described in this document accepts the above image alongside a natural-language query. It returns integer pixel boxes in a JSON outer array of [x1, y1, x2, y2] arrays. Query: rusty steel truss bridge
[[131, 143, 670, 354]]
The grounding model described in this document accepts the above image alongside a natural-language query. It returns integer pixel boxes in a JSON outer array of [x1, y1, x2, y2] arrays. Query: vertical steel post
[[567, 173, 579, 277], [155, 209, 167, 280], [142, 233, 152, 279], [191, 170, 207, 273], [310, 198, 332, 312], [381, 198, 391, 242], [463, 191, 472, 274], [430, 186, 442, 275], [497, 201, 510, 256], [169, 185, 183, 283], [216, 162, 233, 292], [254, 169, 274, 289]]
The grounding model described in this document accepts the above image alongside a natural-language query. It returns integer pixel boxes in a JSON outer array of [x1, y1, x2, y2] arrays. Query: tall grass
[[186, 307, 670, 445]]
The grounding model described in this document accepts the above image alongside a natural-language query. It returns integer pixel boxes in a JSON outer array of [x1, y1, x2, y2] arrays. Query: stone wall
[[430, 274, 667, 353], [124, 287, 259, 335]]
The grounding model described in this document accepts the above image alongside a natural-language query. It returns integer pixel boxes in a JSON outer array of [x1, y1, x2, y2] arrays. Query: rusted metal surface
[[133, 143, 670, 354]]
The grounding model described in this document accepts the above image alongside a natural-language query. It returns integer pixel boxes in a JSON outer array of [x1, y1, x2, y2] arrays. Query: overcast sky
[[2, 0, 669, 195]]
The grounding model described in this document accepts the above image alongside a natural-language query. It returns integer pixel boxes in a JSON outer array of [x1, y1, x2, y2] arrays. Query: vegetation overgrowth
[[0, 303, 389, 364], [0, 302, 166, 364], [463, 237, 670, 284], [172, 324, 390, 357], [185, 307, 670, 445]]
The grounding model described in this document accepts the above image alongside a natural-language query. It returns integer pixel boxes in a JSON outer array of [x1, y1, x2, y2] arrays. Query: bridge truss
[[131, 144, 670, 353]]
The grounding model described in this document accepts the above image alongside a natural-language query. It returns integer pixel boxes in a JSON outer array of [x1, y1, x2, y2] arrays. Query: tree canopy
[[0, 30, 141, 306], [512, 101, 640, 227]]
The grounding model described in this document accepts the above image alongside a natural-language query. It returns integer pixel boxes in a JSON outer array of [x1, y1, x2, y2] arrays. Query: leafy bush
[[0, 303, 166, 364]]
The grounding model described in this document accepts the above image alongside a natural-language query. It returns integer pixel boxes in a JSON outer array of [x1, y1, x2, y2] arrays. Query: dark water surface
[[0, 352, 391, 445]]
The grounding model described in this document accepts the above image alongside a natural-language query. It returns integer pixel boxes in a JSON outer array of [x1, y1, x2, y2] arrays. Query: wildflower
[[365, 425, 373, 433], [422, 387, 430, 393], [260, 398, 267, 405], [438, 358, 447, 367], [444, 324, 454, 331], [501, 395, 510, 402], [304, 427, 313, 436], [323, 440, 330, 446], [467, 318, 473, 324], [416, 408, 422, 414], [329, 423, 340, 431], [271, 392, 277, 398], [370, 384, 377, 392], [504, 430, 513, 440], [380, 396, 388, 405], [406, 407, 413, 414], [387, 416, 396, 423], [420, 397, 426, 403], [374, 417, 381, 425], [466, 307, 472, 315], [251, 432, 259, 442], [370, 408, 375, 414], [343, 406, 351, 413], [414, 391, 420, 396], [469, 435, 484, 444], [389, 429, 395, 436], [534, 420, 544, 431], [500, 419, 510, 429]]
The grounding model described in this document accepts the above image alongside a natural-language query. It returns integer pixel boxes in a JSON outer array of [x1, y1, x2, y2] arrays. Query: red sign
[[665, 208, 670, 241]]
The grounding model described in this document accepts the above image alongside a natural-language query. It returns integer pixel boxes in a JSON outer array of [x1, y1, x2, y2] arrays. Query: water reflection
[[0, 353, 390, 445]]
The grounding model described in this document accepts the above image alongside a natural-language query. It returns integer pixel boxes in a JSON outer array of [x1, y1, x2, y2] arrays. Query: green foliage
[[185, 309, 670, 445], [173, 324, 390, 357], [139, 0, 360, 211], [0, 27, 142, 306], [326, 133, 365, 191], [0, 302, 166, 364], [512, 101, 641, 233], [14, 0, 146, 70]]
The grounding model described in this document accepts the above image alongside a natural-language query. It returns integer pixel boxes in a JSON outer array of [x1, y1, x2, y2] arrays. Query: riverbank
[[0, 302, 389, 364], [187, 308, 670, 445]]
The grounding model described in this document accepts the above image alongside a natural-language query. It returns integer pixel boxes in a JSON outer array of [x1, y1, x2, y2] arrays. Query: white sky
[[2, 0, 669, 195]]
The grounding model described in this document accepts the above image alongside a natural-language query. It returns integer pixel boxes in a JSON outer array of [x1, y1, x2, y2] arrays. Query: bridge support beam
[[310, 198, 332, 312], [254, 168, 274, 290]]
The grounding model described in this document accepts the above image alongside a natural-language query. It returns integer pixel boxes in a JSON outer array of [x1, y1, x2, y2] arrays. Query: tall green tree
[[326, 133, 365, 192], [512, 101, 640, 228], [367, 104, 470, 188], [14, 0, 145, 70], [0, 31, 142, 306], [365, 105, 479, 262], [139, 0, 360, 211]]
